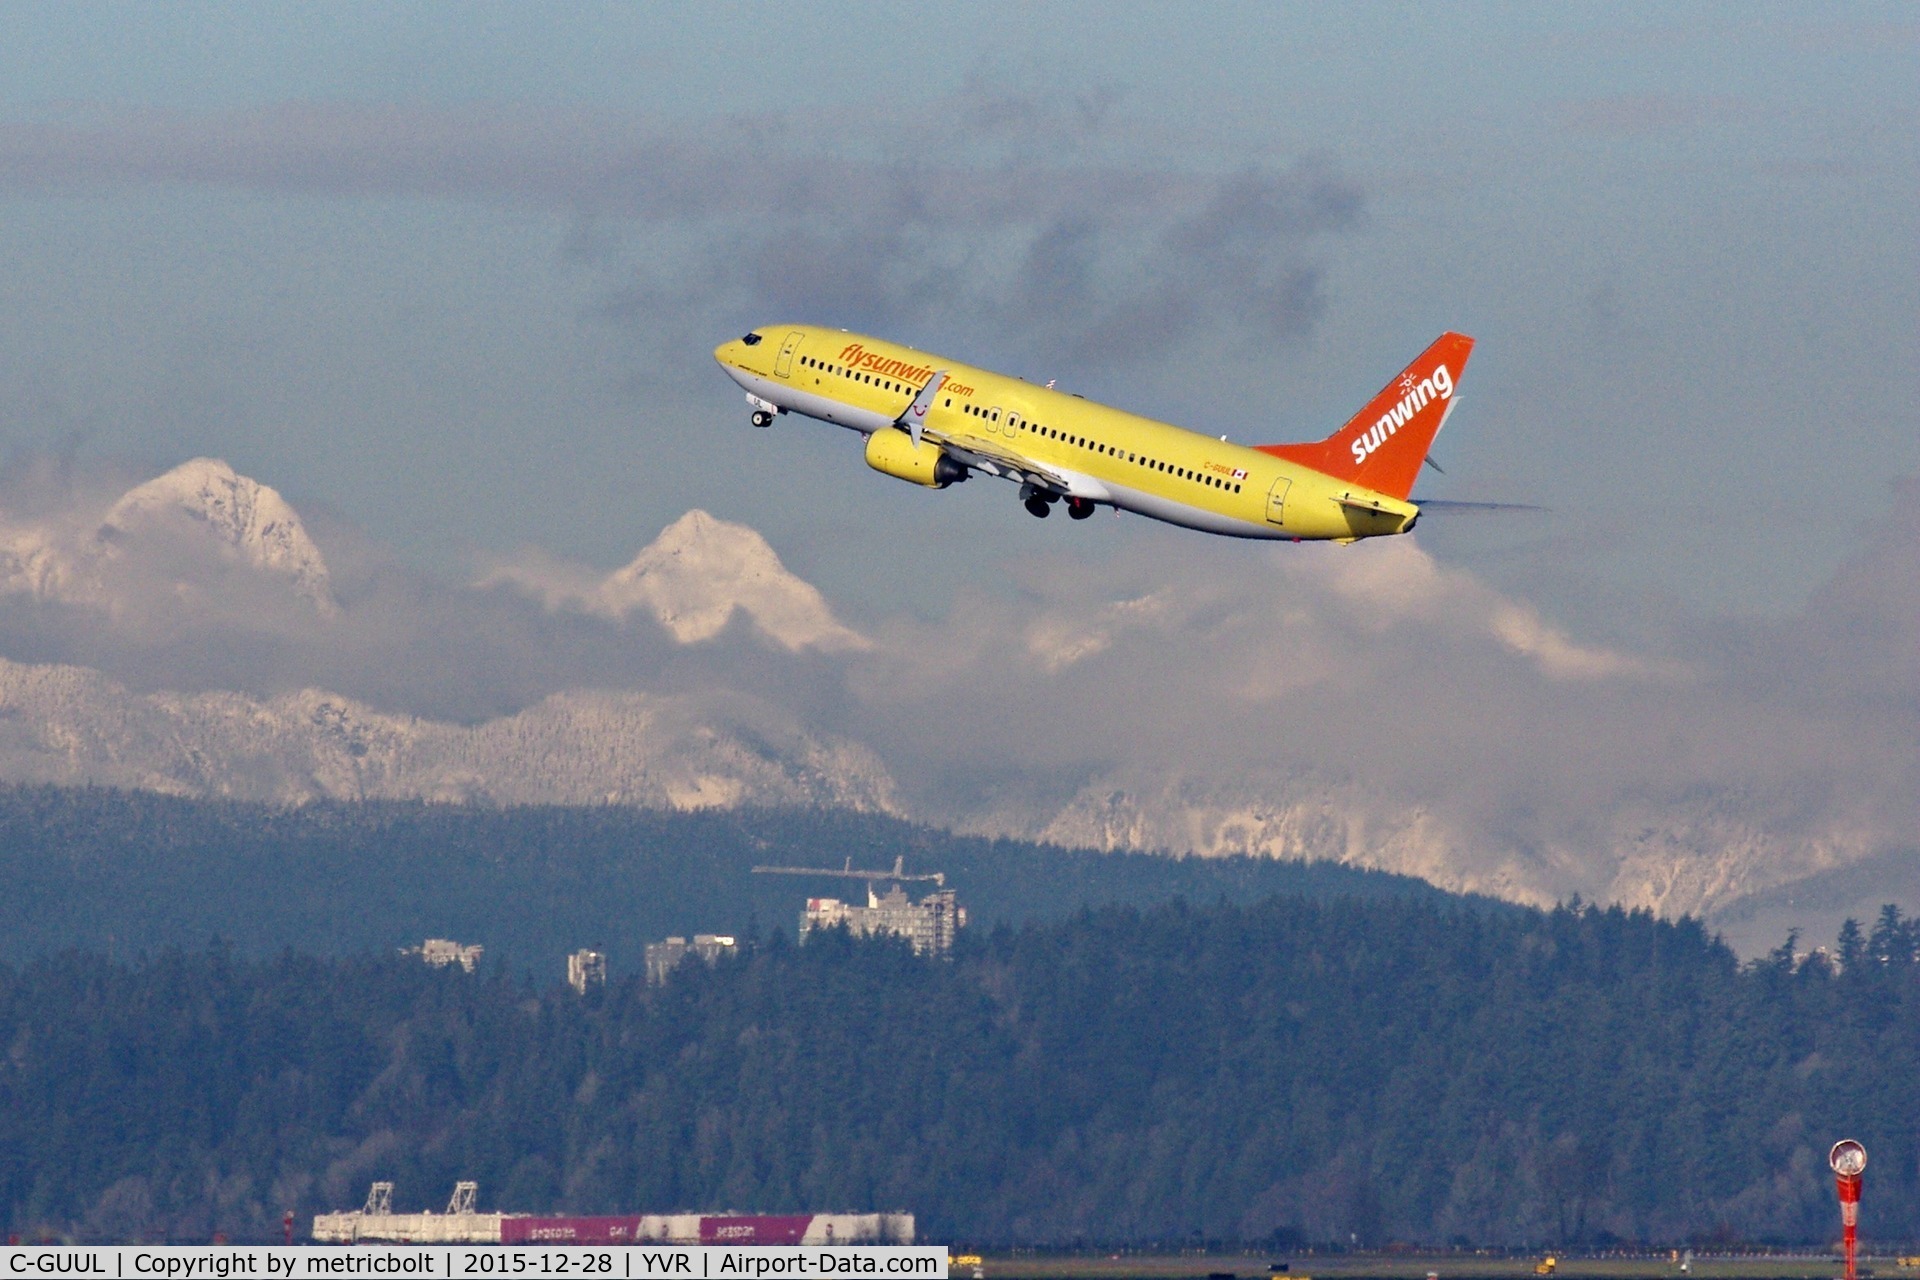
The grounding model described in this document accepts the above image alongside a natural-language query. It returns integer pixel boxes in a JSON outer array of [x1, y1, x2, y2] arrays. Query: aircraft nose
[[713, 339, 740, 366]]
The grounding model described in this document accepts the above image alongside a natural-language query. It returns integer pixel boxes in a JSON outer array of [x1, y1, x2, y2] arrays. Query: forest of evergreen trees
[[5, 890, 1919, 1249], [0, 786, 1459, 968]]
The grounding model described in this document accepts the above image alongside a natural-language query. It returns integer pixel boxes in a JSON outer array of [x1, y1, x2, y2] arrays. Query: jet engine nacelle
[[864, 428, 968, 489]]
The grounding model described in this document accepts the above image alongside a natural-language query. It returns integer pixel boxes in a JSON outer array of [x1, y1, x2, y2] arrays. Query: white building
[[802, 886, 966, 956], [402, 939, 483, 972], [644, 933, 737, 985], [567, 948, 608, 994]]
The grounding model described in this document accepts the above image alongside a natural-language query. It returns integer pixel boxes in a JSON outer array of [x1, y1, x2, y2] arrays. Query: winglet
[[899, 371, 948, 446], [1257, 333, 1474, 501]]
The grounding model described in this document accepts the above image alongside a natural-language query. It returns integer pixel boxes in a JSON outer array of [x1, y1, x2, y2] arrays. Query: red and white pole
[[1831, 1140, 1867, 1280]]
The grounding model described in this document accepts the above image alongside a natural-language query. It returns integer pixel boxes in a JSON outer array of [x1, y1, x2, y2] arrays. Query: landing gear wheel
[[1024, 495, 1052, 519], [750, 410, 774, 428], [1067, 498, 1095, 520]]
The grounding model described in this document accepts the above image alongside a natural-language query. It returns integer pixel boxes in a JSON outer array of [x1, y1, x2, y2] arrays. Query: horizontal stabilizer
[[1413, 499, 1547, 514]]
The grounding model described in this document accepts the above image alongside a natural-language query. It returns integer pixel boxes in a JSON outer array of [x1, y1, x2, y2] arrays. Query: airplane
[[712, 325, 1475, 543]]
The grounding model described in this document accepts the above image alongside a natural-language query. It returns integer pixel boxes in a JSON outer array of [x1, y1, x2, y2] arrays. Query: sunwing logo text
[[1350, 364, 1452, 465]]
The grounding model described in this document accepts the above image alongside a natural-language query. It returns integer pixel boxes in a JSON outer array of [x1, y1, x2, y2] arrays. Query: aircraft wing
[[924, 425, 1077, 493], [902, 371, 1086, 495]]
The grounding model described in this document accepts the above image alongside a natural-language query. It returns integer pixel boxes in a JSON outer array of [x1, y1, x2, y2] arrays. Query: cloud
[[0, 99, 1365, 374], [5, 452, 1917, 932], [828, 522, 1918, 918], [0, 459, 867, 725]]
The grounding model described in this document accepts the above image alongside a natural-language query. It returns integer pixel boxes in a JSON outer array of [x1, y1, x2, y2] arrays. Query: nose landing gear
[[745, 394, 779, 428]]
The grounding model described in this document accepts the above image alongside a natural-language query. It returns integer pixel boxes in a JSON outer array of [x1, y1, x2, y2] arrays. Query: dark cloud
[[0, 99, 1365, 375]]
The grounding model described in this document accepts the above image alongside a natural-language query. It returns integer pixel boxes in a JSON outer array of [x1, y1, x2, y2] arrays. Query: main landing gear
[[750, 409, 774, 428], [1021, 483, 1056, 518], [1021, 487, 1097, 521]]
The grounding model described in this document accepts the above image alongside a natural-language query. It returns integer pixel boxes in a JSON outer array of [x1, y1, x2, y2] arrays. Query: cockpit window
[[740, 332, 764, 346]]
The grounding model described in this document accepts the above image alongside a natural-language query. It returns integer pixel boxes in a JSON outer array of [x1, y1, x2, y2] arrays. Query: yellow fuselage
[[714, 325, 1417, 542]]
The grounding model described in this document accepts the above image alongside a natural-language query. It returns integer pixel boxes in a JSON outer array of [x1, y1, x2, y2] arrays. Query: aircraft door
[[1265, 477, 1291, 526], [1003, 411, 1023, 438], [774, 331, 804, 378]]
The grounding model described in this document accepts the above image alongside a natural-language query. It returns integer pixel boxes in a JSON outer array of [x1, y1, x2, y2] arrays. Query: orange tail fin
[[1256, 332, 1474, 500]]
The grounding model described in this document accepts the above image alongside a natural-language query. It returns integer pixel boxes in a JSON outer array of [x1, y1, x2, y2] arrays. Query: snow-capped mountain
[[0, 469, 1911, 951], [978, 772, 1880, 924], [95, 458, 336, 610], [486, 509, 868, 652], [0, 458, 335, 613], [0, 653, 895, 810]]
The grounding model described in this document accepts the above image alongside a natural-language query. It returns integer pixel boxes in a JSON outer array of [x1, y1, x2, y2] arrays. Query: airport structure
[[567, 948, 607, 994], [402, 939, 483, 972], [311, 1183, 913, 1245], [644, 933, 737, 985], [1833, 1140, 1867, 1280]]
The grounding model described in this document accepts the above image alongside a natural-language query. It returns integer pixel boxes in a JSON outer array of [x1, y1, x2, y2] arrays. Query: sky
[[0, 4, 1915, 950], [0, 2, 1911, 631]]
